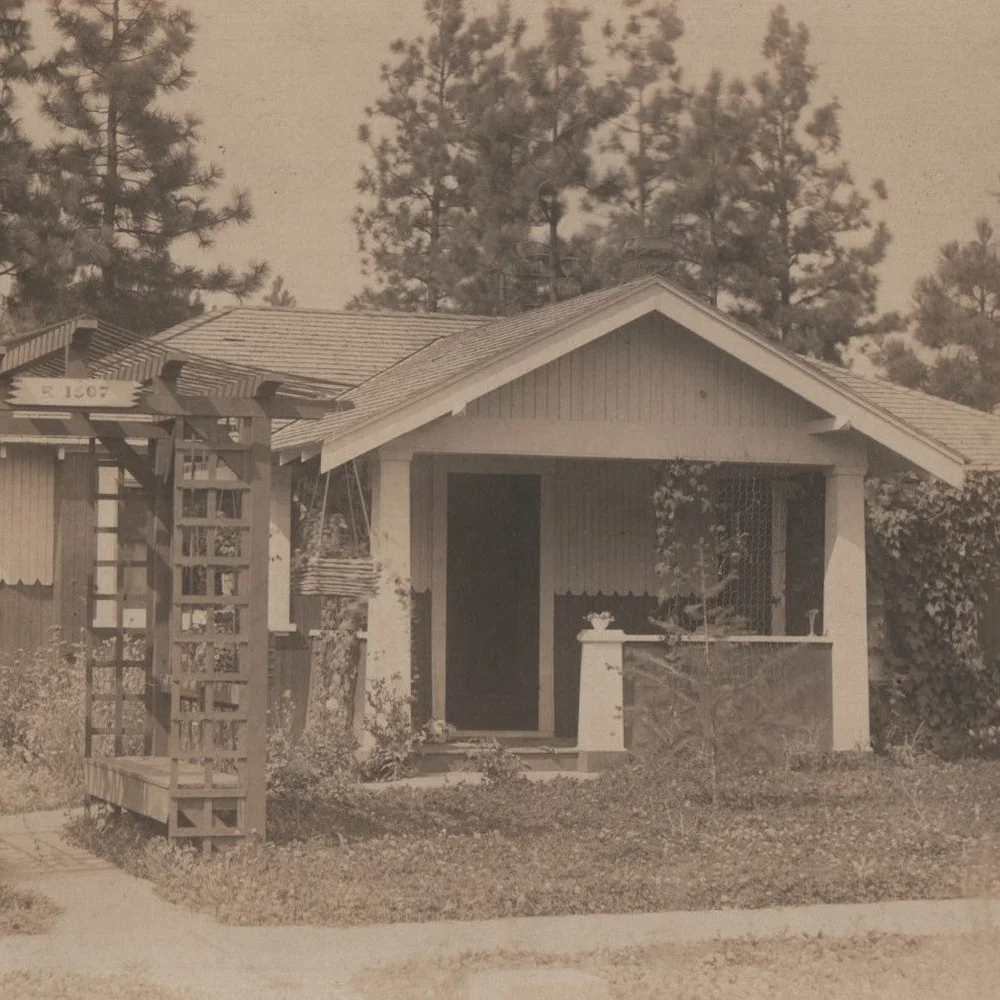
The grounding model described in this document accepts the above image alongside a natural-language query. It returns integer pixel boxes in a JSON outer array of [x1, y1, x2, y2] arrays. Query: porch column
[[366, 450, 413, 721], [576, 629, 629, 771], [823, 467, 870, 751]]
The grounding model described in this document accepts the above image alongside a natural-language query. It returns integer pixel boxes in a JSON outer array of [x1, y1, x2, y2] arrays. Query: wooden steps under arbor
[[84, 756, 241, 832]]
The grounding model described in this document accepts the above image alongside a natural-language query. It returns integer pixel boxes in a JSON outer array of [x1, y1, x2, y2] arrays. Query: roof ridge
[[229, 305, 495, 322], [341, 275, 666, 406]]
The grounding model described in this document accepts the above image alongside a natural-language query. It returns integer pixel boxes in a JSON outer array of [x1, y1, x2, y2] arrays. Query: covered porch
[[275, 279, 972, 764], [363, 444, 868, 756]]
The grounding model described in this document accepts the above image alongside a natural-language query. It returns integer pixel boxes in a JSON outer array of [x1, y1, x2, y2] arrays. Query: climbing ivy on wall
[[866, 470, 1000, 741]]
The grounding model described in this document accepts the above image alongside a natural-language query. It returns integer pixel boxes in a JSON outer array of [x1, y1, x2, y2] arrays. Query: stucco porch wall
[[623, 638, 834, 753]]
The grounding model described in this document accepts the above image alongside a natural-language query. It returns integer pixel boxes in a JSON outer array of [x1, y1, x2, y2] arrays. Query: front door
[[446, 472, 540, 730]]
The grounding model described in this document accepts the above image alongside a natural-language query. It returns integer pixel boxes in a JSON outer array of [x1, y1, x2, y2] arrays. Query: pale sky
[[22, 0, 1000, 318]]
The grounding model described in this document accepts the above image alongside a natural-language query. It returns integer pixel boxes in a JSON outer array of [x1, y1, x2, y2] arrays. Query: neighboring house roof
[[0, 315, 345, 406], [272, 275, 995, 487], [146, 307, 488, 389], [0, 316, 142, 376]]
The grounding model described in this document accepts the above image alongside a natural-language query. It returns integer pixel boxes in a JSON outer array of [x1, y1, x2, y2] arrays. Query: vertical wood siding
[[466, 313, 820, 429], [0, 446, 56, 586], [56, 450, 95, 644], [408, 457, 667, 600], [0, 583, 56, 656], [553, 459, 661, 597]]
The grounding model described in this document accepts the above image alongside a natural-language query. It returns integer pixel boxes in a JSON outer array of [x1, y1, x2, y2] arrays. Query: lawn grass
[[353, 933, 1000, 1000], [66, 753, 1000, 927], [0, 882, 60, 935]]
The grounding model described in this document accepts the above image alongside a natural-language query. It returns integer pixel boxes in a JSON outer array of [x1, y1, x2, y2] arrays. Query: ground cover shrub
[[0, 882, 60, 935], [67, 754, 1000, 927], [0, 633, 89, 813]]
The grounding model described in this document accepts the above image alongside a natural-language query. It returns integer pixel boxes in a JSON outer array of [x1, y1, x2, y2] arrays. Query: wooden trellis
[[0, 321, 345, 847]]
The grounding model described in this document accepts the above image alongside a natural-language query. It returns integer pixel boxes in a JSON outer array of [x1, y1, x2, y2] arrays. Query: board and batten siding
[[409, 456, 662, 599], [0, 445, 60, 656], [0, 446, 56, 586], [552, 459, 660, 597], [465, 312, 821, 429]]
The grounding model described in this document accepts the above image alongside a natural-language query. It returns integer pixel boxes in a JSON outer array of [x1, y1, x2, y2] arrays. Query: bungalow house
[[3, 275, 1000, 760], [264, 275, 1000, 755]]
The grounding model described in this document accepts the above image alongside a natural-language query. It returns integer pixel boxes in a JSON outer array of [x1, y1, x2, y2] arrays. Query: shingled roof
[[270, 275, 1000, 485], [149, 307, 488, 389], [0, 316, 345, 402], [812, 360, 1000, 469]]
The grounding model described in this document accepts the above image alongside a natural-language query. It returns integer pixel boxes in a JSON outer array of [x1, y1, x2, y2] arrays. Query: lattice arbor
[[163, 417, 268, 840], [0, 319, 345, 847]]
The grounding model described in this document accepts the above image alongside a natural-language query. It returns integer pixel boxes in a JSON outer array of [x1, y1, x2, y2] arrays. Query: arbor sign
[[10, 377, 142, 409]]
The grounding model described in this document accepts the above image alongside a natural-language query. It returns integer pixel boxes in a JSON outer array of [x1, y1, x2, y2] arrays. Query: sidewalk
[[2, 809, 999, 1000]]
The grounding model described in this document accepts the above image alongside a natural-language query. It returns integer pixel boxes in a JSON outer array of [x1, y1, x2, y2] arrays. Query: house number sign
[[10, 377, 142, 408]]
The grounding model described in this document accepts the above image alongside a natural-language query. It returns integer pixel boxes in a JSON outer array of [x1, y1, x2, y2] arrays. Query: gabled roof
[[0, 316, 142, 375], [147, 307, 488, 390], [272, 275, 993, 487]]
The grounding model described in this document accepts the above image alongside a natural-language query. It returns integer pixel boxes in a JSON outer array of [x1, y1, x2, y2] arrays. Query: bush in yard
[[0, 882, 60, 936], [358, 675, 425, 781], [267, 693, 360, 801], [0, 632, 86, 799], [632, 461, 821, 803], [867, 471, 1000, 751], [465, 737, 527, 785]]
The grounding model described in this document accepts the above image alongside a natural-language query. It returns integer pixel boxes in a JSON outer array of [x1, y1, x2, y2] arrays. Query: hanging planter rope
[[295, 461, 378, 598]]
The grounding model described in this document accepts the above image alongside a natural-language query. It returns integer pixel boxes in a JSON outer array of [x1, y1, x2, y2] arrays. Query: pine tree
[[38, 0, 266, 334], [446, 17, 539, 315], [601, 0, 684, 234], [731, 5, 891, 359], [0, 1, 37, 323], [877, 218, 1000, 411], [512, 3, 628, 303], [0, 1, 84, 328], [263, 274, 296, 308], [351, 0, 514, 313], [648, 71, 757, 304]]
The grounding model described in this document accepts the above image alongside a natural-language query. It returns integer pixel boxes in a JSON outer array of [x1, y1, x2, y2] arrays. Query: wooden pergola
[[0, 318, 348, 845]]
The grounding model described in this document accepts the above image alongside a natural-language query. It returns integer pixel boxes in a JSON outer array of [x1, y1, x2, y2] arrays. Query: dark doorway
[[446, 472, 540, 730]]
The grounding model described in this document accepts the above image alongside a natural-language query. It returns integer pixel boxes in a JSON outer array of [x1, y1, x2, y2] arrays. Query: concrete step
[[415, 741, 581, 774]]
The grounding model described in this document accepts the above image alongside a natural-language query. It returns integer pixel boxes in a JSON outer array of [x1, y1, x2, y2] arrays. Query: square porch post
[[823, 467, 870, 751], [366, 450, 413, 725]]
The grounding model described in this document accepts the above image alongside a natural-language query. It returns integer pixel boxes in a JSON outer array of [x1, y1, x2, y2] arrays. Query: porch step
[[415, 739, 580, 774]]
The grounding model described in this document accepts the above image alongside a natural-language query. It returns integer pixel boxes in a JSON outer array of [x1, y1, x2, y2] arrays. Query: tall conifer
[[39, 0, 265, 333], [731, 5, 891, 358]]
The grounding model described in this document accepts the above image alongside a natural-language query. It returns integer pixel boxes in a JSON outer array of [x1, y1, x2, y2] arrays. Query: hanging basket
[[297, 556, 378, 598]]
